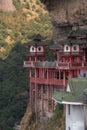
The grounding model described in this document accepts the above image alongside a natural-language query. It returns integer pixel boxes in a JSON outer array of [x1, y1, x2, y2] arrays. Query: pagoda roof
[[26, 41, 48, 47], [50, 44, 62, 50], [69, 28, 87, 37], [53, 78, 87, 104], [28, 34, 44, 41], [58, 39, 87, 45], [57, 28, 87, 45]]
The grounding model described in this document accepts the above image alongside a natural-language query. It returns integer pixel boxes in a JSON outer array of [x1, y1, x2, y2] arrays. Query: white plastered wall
[[66, 104, 85, 130]]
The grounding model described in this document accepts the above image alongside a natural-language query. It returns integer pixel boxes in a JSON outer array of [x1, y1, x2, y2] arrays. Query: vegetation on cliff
[[0, 0, 52, 130]]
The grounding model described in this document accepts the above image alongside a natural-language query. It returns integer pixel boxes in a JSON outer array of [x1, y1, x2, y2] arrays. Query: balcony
[[57, 62, 69, 69], [30, 77, 64, 86], [24, 61, 87, 70], [57, 62, 87, 69], [24, 61, 35, 67]]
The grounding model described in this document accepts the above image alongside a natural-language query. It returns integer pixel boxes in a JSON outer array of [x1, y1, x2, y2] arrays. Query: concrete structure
[[53, 78, 87, 130]]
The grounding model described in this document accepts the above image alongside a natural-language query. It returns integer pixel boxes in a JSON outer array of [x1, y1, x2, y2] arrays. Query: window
[[64, 45, 70, 52], [37, 46, 43, 52], [66, 46, 69, 50], [32, 47, 35, 51], [83, 73, 86, 77], [30, 46, 36, 52], [72, 45, 78, 52], [73, 46, 77, 50], [38, 47, 41, 51], [68, 104, 70, 115]]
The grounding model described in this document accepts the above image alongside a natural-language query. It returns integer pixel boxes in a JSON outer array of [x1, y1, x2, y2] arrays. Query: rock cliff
[[0, 0, 15, 11], [41, 0, 87, 43]]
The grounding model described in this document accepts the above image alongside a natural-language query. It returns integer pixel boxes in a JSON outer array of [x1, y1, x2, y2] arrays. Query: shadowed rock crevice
[[41, 0, 87, 43]]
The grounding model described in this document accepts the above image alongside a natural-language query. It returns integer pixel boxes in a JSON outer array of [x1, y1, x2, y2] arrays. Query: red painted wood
[[30, 77, 64, 86]]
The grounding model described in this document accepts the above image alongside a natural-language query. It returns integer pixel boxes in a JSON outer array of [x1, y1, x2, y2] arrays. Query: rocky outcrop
[[0, 0, 15, 12], [41, 0, 87, 43]]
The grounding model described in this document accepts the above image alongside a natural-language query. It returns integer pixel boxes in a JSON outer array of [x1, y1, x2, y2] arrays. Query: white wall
[[81, 70, 87, 78], [66, 104, 85, 130], [30, 46, 36, 52], [64, 44, 79, 52], [64, 45, 70, 52]]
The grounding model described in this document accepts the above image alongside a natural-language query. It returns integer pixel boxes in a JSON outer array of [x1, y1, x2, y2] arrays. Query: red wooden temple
[[24, 33, 87, 116]]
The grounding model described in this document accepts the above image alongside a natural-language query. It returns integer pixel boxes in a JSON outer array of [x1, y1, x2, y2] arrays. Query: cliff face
[[0, 0, 15, 11], [42, 0, 87, 25], [41, 0, 87, 43]]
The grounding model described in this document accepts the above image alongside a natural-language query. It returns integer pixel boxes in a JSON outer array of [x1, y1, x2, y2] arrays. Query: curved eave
[[52, 97, 83, 105]]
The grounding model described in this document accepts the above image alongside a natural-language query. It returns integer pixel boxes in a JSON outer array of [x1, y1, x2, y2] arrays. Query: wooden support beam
[[41, 85, 44, 116], [47, 86, 50, 112], [30, 82, 32, 113], [35, 84, 38, 114]]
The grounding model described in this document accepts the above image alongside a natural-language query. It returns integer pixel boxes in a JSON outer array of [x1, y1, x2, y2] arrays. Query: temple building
[[53, 78, 87, 130], [24, 29, 87, 116]]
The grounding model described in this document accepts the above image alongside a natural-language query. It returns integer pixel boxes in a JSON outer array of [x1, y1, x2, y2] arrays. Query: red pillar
[[42, 56, 45, 61], [30, 68, 32, 77], [29, 56, 32, 61], [35, 84, 38, 114], [59, 70, 61, 79], [41, 85, 44, 116], [30, 82, 33, 113], [77, 69, 80, 77], [42, 68, 45, 78], [69, 70, 73, 78], [77, 56, 80, 63], [47, 86, 50, 112], [63, 71, 66, 87], [52, 86, 55, 112]]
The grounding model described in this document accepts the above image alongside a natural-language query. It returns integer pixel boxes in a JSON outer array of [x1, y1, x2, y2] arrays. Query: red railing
[[24, 61, 87, 69], [57, 62, 87, 69], [70, 63, 82, 67], [24, 61, 34, 67], [69, 62, 87, 69], [30, 77, 63, 86], [84, 62, 87, 67], [57, 62, 69, 69]]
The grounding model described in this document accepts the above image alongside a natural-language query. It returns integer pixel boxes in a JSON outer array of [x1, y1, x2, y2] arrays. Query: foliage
[[0, 0, 52, 130], [0, 42, 29, 130]]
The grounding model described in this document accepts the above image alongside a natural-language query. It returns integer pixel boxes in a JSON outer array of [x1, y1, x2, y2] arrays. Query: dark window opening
[[83, 73, 86, 77], [66, 46, 69, 50], [73, 46, 77, 50], [38, 47, 41, 51], [68, 127, 70, 130], [68, 104, 70, 115]]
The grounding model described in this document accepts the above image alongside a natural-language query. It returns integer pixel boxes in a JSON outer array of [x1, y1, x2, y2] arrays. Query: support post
[[63, 71, 66, 87], [52, 86, 55, 112], [30, 82, 32, 113], [47, 86, 50, 112], [41, 85, 44, 116]]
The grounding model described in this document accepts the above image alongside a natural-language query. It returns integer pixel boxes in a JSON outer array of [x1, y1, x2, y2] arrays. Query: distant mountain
[[0, 0, 15, 11]]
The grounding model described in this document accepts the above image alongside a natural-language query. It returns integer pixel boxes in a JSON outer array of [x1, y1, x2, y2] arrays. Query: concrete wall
[[84, 105, 87, 130], [66, 104, 85, 130]]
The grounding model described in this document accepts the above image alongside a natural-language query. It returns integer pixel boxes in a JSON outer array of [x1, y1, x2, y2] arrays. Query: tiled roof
[[50, 44, 62, 50], [53, 78, 87, 103], [58, 39, 86, 44], [58, 28, 87, 45], [27, 41, 48, 46]]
